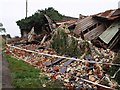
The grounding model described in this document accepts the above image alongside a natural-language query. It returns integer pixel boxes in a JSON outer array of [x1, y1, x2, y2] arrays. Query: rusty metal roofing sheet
[[97, 10, 114, 17], [93, 9, 120, 20], [99, 20, 120, 44]]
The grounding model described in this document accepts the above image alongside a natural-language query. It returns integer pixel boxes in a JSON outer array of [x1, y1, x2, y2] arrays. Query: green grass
[[5, 55, 64, 89]]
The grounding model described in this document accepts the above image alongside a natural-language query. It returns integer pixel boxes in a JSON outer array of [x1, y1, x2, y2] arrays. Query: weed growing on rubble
[[107, 52, 120, 85], [6, 55, 64, 89], [51, 29, 81, 57], [106, 52, 120, 89]]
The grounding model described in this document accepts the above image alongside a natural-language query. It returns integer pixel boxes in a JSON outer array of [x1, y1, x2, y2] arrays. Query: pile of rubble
[[3, 6, 120, 89], [5, 39, 119, 89]]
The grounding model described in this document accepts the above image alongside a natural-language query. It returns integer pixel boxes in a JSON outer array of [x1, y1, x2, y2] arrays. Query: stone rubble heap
[[5, 42, 119, 90]]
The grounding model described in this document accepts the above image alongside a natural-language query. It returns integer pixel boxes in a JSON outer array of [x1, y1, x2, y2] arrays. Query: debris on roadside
[[5, 38, 119, 89], [5, 8, 120, 90]]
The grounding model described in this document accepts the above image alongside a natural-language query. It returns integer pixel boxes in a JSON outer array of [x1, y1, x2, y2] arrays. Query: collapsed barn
[[74, 8, 120, 50]]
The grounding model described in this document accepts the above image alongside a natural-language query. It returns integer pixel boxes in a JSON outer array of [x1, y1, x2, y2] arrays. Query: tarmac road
[[0, 35, 13, 89], [1, 52, 13, 89]]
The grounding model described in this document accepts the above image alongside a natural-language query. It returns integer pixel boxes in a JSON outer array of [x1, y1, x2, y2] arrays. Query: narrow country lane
[[1, 52, 13, 89], [0, 35, 13, 89]]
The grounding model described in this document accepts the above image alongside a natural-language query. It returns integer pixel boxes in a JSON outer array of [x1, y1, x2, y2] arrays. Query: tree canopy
[[16, 7, 64, 35]]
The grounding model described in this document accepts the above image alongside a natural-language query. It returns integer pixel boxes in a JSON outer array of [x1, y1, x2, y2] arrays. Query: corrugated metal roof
[[99, 20, 120, 44]]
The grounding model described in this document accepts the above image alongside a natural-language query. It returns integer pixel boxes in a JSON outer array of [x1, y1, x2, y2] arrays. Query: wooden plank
[[84, 24, 105, 40]]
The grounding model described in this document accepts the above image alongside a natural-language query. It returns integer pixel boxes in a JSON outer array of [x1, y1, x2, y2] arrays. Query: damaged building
[[6, 6, 120, 89], [19, 14, 78, 42], [20, 14, 55, 38], [73, 8, 120, 50]]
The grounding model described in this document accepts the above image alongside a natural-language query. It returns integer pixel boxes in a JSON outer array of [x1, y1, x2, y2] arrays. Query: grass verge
[[5, 55, 64, 89]]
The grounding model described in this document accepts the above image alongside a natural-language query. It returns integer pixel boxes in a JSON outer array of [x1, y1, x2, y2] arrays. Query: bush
[[107, 52, 120, 89], [51, 29, 81, 57]]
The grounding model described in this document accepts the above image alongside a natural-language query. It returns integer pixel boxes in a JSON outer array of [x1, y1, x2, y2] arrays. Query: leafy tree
[[16, 7, 64, 36]]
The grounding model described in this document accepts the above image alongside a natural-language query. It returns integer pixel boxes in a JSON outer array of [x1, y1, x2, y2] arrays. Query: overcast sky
[[0, 0, 120, 37]]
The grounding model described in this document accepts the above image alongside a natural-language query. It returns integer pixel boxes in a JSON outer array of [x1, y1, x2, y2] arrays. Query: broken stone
[[42, 84, 46, 87], [89, 75, 96, 82], [64, 79, 69, 83], [66, 67, 71, 72], [56, 74, 61, 80], [6, 39, 118, 90], [88, 70, 93, 75]]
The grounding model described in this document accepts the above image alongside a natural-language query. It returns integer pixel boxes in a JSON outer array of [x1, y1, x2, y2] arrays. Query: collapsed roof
[[73, 8, 120, 49], [21, 14, 54, 37], [93, 9, 120, 20]]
